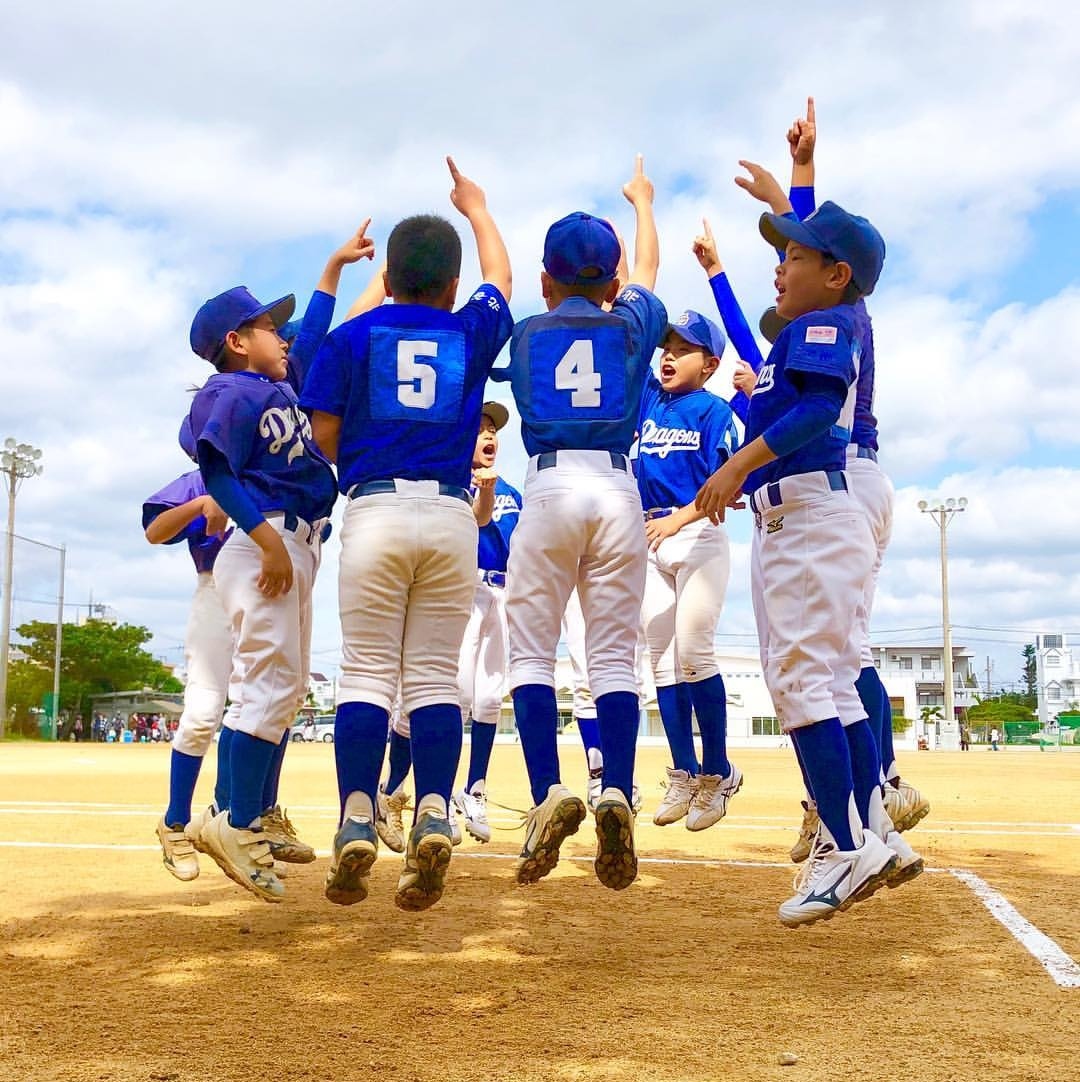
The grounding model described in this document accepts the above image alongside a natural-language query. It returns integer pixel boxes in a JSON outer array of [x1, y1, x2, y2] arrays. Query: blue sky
[[1, 1, 1079, 697]]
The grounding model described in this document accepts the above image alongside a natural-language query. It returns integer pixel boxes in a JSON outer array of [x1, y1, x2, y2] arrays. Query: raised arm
[[622, 154, 659, 291], [314, 219, 376, 298], [788, 96, 816, 194], [448, 156, 512, 300], [734, 160, 793, 216], [345, 260, 389, 321]]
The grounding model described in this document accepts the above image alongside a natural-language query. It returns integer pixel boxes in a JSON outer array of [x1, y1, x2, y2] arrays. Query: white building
[[308, 672, 336, 713], [1035, 634, 1080, 727], [869, 643, 978, 732]]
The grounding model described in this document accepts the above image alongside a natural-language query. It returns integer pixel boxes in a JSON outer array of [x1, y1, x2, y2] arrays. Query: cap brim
[[759, 212, 819, 255], [481, 401, 510, 431], [758, 306, 790, 344], [248, 294, 296, 330]]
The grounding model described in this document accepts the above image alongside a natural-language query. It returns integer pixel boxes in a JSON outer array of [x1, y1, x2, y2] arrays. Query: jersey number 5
[[554, 340, 602, 408], [397, 341, 437, 409]]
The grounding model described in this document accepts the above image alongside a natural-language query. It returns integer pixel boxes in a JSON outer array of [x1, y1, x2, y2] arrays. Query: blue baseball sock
[[385, 728, 412, 794], [844, 717, 881, 830], [334, 701, 391, 824], [165, 750, 203, 826], [790, 719, 856, 850], [855, 667, 886, 764], [596, 691, 639, 802], [791, 733, 815, 799], [690, 674, 730, 777], [213, 727, 234, 813], [656, 682, 698, 774], [512, 684, 560, 805], [260, 730, 289, 812], [466, 719, 497, 790], [577, 715, 602, 764], [410, 703, 464, 811], [228, 731, 279, 829]]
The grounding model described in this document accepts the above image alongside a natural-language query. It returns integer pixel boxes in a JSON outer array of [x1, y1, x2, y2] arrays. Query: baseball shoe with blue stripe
[[325, 816, 379, 906], [594, 787, 637, 890], [778, 827, 897, 928], [516, 783, 586, 885], [686, 763, 742, 831], [200, 810, 284, 903], [394, 810, 454, 911]]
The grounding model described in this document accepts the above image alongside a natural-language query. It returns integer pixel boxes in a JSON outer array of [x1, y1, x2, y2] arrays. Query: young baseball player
[[696, 199, 899, 926], [639, 310, 742, 830], [302, 157, 513, 911], [145, 473, 234, 881], [184, 249, 363, 898], [492, 156, 667, 891], [452, 401, 521, 843]]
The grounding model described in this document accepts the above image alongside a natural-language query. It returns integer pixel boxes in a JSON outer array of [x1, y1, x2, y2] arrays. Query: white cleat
[[653, 767, 696, 826], [452, 781, 492, 844], [882, 779, 930, 834], [516, 784, 586, 885], [376, 783, 409, 854], [685, 763, 743, 831], [790, 799, 819, 863], [199, 810, 284, 903], [156, 816, 199, 882]]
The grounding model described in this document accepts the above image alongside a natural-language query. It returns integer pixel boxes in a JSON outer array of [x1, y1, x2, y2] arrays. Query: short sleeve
[[611, 285, 668, 360], [455, 284, 514, 372], [189, 382, 259, 474], [300, 329, 351, 418], [786, 313, 856, 387]]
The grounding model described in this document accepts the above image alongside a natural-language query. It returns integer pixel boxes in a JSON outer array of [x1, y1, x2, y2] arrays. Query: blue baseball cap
[[759, 201, 886, 295], [543, 212, 620, 285], [189, 287, 296, 364], [278, 319, 301, 344], [664, 310, 727, 358]]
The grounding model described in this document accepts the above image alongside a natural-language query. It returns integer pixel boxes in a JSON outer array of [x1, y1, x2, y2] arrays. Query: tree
[[9, 619, 182, 730], [1022, 643, 1037, 706]]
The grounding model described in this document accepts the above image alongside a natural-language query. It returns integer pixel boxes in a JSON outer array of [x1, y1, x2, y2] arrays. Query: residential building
[[1034, 634, 1080, 727]]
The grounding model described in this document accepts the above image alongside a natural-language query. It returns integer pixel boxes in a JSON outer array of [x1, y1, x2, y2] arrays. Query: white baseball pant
[[172, 572, 233, 757], [749, 471, 874, 732], [845, 447, 895, 668], [508, 451, 646, 700], [458, 574, 509, 726], [212, 516, 321, 743], [336, 482, 477, 715], [641, 518, 730, 686]]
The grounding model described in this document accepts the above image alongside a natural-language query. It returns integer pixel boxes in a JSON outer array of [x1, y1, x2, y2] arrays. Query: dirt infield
[[1, 742, 1077, 1082]]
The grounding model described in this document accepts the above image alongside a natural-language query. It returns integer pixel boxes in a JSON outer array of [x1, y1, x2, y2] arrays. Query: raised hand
[[734, 160, 792, 215], [333, 219, 376, 265], [447, 155, 487, 218], [693, 217, 722, 276], [787, 96, 817, 165], [622, 153, 654, 207]]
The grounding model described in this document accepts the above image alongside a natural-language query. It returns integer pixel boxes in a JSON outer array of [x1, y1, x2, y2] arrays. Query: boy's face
[[236, 314, 288, 380], [473, 416, 499, 468], [775, 241, 849, 320], [659, 332, 718, 393]]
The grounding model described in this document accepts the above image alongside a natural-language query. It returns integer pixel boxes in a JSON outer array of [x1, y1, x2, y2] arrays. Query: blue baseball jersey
[[301, 285, 512, 492], [744, 305, 859, 493], [636, 373, 739, 510], [476, 476, 522, 572], [142, 470, 230, 574], [850, 300, 878, 451], [188, 372, 337, 523], [491, 288, 668, 456]]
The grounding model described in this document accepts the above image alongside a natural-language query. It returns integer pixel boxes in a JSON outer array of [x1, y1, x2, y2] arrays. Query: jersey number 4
[[397, 341, 437, 408], [554, 340, 602, 408]]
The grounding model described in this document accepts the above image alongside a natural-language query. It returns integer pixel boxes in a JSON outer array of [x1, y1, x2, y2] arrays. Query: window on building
[[1046, 654, 1061, 667], [1048, 684, 1063, 702], [752, 716, 781, 736], [898, 656, 913, 670], [920, 656, 936, 670], [889, 698, 905, 717], [1043, 635, 1063, 649], [918, 692, 944, 707]]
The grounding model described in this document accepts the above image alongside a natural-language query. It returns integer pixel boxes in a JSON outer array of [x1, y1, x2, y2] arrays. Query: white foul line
[[949, 869, 1080, 989]]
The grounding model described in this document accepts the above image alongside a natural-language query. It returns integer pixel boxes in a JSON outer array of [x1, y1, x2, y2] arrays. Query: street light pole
[[0, 439, 44, 739], [918, 496, 967, 751]]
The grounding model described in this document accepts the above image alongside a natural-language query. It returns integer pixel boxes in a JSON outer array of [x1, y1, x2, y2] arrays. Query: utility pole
[[985, 656, 992, 697]]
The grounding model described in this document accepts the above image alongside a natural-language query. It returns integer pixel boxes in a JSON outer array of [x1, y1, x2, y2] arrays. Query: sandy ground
[[1, 741, 1077, 1082]]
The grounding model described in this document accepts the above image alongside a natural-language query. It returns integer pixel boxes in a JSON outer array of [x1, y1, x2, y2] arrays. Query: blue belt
[[536, 450, 629, 473], [278, 512, 332, 545], [752, 470, 847, 514], [480, 569, 507, 588], [643, 507, 676, 521], [855, 446, 878, 462], [347, 480, 472, 505]]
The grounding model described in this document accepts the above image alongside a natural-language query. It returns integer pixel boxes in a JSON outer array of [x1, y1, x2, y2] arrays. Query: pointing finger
[[634, 152, 644, 175], [446, 155, 461, 181], [806, 96, 816, 125]]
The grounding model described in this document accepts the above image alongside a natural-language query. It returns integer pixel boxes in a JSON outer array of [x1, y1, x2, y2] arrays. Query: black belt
[[751, 470, 847, 514], [480, 570, 507, 588], [536, 450, 629, 472], [855, 446, 877, 462], [347, 480, 472, 505]]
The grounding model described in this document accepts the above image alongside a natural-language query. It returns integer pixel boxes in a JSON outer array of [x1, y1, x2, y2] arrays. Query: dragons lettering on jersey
[[638, 418, 702, 459], [753, 363, 776, 395], [260, 404, 312, 464], [490, 492, 521, 523]]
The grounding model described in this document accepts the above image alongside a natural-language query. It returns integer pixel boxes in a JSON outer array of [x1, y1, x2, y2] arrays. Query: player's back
[[503, 288, 667, 457]]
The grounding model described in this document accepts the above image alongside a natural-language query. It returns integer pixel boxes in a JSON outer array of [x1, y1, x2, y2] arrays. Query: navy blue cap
[[664, 310, 727, 358], [759, 201, 886, 295], [278, 319, 301, 344], [758, 306, 789, 344], [543, 212, 620, 285], [189, 287, 295, 364]]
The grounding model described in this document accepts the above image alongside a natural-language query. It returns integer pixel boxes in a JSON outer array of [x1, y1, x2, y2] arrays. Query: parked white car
[[290, 715, 335, 743]]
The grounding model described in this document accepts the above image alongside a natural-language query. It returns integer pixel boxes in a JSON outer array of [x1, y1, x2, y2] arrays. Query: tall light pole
[[0, 439, 44, 739], [918, 496, 967, 751]]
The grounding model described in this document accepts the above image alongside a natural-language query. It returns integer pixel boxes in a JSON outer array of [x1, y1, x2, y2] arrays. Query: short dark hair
[[820, 252, 864, 304], [387, 215, 462, 302]]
